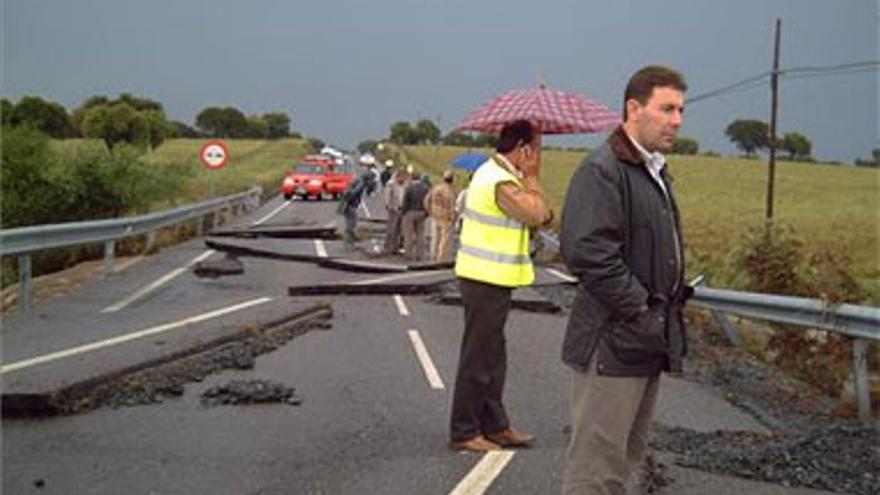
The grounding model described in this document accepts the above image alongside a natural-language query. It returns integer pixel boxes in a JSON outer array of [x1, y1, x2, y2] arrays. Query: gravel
[[651, 422, 879, 495], [201, 379, 301, 407], [50, 315, 330, 415]]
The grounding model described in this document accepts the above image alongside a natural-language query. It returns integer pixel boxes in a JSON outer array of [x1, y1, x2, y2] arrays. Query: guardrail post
[[852, 338, 871, 421], [145, 231, 157, 254], [195, 215, 204, 237], [711, 309, 742, 347], [17, 253, 33, 317], [103, 240, 115, 277]]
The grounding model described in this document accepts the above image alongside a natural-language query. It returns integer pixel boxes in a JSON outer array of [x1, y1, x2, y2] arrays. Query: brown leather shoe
[[450, 435, 502, 452], [485, 428, 535, 447]]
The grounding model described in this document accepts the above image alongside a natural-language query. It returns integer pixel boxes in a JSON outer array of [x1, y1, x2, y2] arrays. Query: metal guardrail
[[1, 187, 262, 317], [542, 230, 879, 420]]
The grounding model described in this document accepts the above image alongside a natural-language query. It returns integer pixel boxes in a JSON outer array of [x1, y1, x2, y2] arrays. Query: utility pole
[[766, 18, 782, 221]]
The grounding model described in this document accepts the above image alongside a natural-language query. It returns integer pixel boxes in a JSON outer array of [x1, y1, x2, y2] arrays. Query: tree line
[[1, 94, 297, 151]]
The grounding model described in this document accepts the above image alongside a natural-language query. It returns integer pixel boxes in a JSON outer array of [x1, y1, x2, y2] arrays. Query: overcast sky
[[3, 0, 878, 162]]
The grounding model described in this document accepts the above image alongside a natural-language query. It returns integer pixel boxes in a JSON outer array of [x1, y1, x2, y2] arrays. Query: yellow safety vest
[[454, 156, 533, 287]]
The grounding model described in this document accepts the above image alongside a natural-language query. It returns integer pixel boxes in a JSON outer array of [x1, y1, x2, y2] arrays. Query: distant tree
[[81, 102, 148, 150], [245, 115, 269, 139], [71, 95, 111, 131], [81, 102, 172, 151], [474, 133, 498, 148], [262, 112, 291, 139], [172, 120, 201, 138], [389, 121, 418, 145], [9, 96, 76, 138], [195, 106, 249, 138], [142, 110, 174, 149], [725, 119, 769, 157], [781, 132, 812, 160], [414, 119, 441, 144], [443, 132, 472, 146], [116, 92, 163, 113], [854, 148, 880, 168], [357, 139, 379, 154], [1, 98, 14, 126], [671, 136, 699, 155], [307, 137, 325, 153]]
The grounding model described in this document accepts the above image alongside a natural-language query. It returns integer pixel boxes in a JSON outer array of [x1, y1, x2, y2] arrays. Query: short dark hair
[[623, 65, 687, 121], [496, 120, 535, 153]]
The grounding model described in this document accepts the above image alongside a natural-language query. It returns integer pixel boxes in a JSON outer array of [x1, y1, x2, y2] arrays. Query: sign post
[[199, 140, 230, 198]]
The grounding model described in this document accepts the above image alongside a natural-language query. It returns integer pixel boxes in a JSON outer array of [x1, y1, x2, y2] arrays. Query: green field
[[52, 138, 311, 205], [400, 144, 880, 303]]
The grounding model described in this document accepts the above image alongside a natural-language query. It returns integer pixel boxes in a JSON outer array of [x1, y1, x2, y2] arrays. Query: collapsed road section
[[2, 303, 332, 418]]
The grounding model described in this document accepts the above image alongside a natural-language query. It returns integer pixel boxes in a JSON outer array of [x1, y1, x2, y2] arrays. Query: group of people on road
[[337, 63, 691, 495], [379, 165, 464, 262]]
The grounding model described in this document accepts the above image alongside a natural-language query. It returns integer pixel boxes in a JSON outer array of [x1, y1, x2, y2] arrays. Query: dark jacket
[[402, 180, 429, 213], [560, 126, 689, 376]]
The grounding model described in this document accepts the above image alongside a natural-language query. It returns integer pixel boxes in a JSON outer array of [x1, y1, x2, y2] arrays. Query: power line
[[686, 72, 771, 104], [686, 60, 880, 105]]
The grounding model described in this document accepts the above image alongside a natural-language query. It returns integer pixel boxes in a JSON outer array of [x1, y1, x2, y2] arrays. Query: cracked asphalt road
[[2, 192, 869, 495]]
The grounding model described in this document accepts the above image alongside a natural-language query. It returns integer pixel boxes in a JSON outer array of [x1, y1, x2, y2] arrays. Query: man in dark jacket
[[560, 65, 690, 495], [401, 173, 430, 260]]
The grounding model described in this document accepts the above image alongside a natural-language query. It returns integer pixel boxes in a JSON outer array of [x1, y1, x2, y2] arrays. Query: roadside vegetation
[[1, 128, 310, 288]]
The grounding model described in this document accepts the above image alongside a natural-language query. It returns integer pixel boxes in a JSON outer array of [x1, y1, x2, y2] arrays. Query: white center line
[[101, 250, 216, 313], [448, 451, 516, 495], [3, 297, 274, 374], [352, 269, 449, 286], [393, 295, 410, 316], [546, 267, 577, 283], [407, 329, 444, 390], [252, 201, 289, 226], [314, 239, 328, 257]]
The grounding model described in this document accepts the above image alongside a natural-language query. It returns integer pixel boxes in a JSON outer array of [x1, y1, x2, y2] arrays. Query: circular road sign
[[199, 140, 230, 170]]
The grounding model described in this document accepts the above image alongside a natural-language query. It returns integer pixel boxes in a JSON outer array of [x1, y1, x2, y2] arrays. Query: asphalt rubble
[[534, 283, 880, 495], [46, 313, 332, 415]]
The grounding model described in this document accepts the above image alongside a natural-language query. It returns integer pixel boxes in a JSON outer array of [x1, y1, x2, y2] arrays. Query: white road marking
[[393, 295, 410, 316], [314, 239, 328, 258], [2, 297, 274, 374], [359, 201, 372, 218], [252, 201, 289, 226], [352, 269, 449, 286], [101, 250, 216, 313], [546, 267, 577, 283], [407, 329, 444, 390], [448, 451, 516, 495]]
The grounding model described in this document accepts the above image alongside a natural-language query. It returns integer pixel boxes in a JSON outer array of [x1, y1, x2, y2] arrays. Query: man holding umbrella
[[449, 119, 554, 452]]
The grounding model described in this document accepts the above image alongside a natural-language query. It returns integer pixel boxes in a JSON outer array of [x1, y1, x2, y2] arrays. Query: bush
[[1, 127, 189, 286], [733, 223, 864, 397]]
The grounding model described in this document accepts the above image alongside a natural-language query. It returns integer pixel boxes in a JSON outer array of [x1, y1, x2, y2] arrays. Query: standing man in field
[[450, 120, 554, 452], [560, 66, 691, 494]]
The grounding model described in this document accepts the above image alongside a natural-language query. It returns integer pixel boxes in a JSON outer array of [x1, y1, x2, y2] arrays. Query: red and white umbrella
[[454, 86, 620, 135]]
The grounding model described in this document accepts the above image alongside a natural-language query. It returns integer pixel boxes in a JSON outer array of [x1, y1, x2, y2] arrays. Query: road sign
[[199, 140, 230, 170]]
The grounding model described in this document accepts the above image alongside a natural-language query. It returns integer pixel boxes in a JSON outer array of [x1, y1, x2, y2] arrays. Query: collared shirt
[[492, 154, 553, 228], [625, 133, 682, 294], [627, 135, 669, 196]]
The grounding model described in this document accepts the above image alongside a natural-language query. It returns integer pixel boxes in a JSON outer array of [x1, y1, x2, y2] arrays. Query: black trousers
[[450, 277, 513, 441]]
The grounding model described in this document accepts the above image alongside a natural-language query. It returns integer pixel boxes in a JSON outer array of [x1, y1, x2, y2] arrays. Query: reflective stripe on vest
[[461, 208, 525, 230], [458, 244, 531, 265], [454, 157, 534, 287]]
